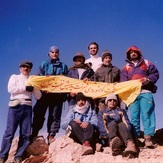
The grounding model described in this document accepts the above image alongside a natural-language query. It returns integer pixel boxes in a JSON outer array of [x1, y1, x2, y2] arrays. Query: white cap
[[105, 93, 117, 104]]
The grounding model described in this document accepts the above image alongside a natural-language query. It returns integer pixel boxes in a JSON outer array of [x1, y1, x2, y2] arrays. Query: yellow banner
[[27, 75, 142, 106]]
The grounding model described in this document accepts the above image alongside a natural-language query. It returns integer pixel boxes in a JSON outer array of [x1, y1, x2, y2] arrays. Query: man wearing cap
[[31, 46, 68, 145], [98, 93, 137, 156], [0, 61, 41, 163], [121, 46, 159, 148], [67, 52, 94, 109], [62, 92, 98, 155], [92, 50, 121, 111], [85, 42, 102, 72]]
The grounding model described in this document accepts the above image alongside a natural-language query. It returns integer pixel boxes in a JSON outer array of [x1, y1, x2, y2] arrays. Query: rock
[[25, 136, 48, 157], [4, 128, 163, 163]]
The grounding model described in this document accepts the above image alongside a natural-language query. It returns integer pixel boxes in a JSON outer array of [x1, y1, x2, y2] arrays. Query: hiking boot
[[47, 135, 55, 145], [144, 135, 154, 148], [0, 158, 5, 163], [110, 137, 122, 155], [125, 140, 137, 155], [14, 157, 22, 163], [134, 137, 145, 147], [82, 141, 93, 155]]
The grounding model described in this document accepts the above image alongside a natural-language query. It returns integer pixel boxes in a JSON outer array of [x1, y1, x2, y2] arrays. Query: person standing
[[120, 46, 159, 148], [93, 50, 121, 111], [67, 52, 94, 109], [30, 46, 68, 144], [85, 42, 102, 72], [0, 61, 41, 163]]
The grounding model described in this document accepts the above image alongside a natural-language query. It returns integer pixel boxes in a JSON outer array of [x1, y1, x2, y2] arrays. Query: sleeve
[[120, 66, 129, 82], [91, 69, 99, 81], [122, 109, 132, 131], [97, 110, 109, 138], [147, 62, 159, 84], [8, 75, 26, 94], [61, 109, 74, 130], [62, 63, 68, 76], [89, 110, 98, 127], [37, 61, 46, 76]]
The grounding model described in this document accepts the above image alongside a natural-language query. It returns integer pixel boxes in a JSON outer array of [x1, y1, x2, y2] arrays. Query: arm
[[121, 109, 132, 131], [8, 75, 26, 94], [33, 89, 42, 100], [61, 109, 74, 130], [120, 66, 129, 82], [147, 62, 159, 83], [97, 110, 109, 138]]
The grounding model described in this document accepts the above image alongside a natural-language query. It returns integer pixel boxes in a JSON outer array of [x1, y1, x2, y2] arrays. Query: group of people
[[0, 42, 159, 163]]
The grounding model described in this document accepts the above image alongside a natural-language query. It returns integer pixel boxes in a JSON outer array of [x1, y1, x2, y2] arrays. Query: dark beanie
[[76, 92, 87, 102], [101, 50, 112, 61]]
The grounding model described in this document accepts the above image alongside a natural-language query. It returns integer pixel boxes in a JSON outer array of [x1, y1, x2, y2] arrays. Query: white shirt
[[85, 54, 102, 72], [8, 73, 42, 106]]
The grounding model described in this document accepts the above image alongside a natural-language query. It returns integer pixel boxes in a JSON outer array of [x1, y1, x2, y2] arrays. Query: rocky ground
[[5, 128, 163, 163]]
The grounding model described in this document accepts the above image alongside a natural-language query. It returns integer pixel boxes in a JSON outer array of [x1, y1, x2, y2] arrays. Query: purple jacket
[[120, 57, 159, 84]]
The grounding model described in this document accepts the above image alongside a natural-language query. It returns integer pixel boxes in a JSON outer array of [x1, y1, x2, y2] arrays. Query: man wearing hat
[[67, 52, 94, 109], [92, 50, 121, 112], [98, 93, 137, 156], [62, 92, 98, 155], [0, 61, 41, 163], [31, 46, 68, 145]]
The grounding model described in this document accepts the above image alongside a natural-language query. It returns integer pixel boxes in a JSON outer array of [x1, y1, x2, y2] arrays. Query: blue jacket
[[62, 105, 98, 130], [38, 58, 68, 76], [98, 107, 132, 138]]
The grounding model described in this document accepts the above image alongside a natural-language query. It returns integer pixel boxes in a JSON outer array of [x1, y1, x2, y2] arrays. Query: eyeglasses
[[108, 99, 117, 102]]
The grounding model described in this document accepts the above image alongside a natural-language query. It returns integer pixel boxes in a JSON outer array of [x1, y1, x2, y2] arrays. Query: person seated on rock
[[98, 93, 137, 156], [62, 92, 98, 155]]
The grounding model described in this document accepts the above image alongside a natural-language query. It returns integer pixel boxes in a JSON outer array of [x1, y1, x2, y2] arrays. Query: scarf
[[69, 63, 90, 70], [73, 101, 90, 114]]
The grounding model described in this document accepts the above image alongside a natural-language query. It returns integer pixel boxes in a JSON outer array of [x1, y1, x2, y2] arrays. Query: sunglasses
[[108, 99, 117, 102]]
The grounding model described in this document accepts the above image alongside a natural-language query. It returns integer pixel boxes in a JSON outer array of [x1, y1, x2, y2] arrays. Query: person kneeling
[[62, 92, 98, 155]]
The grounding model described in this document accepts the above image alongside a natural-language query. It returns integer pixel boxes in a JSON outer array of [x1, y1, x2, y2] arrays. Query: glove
[[26, 86, 34, 92]]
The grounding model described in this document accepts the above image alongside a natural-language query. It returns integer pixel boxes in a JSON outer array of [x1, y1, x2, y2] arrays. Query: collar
[[89, 54, 99, 59]]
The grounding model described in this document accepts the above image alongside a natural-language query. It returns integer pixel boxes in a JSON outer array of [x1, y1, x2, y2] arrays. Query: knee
[[118, 122, 125, 128], [69, 121, 78, 128], [110, 121, 118, 127]]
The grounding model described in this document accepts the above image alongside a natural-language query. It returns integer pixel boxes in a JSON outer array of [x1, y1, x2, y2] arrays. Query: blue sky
[[0, 0, 163, 142]]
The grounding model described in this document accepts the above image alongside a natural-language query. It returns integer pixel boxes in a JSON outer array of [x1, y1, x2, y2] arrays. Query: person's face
[[103, 56, 112, 66], [74, 57, 85, 65], [107, 99, 117, 109], [129, 51, 139, 61], [49, 50, 59, 60], [77, 99, 86, 107], [20, 65, 31, 76], [89, 44, 98, 56]]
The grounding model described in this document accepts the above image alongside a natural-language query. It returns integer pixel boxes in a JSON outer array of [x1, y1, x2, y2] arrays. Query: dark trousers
[[68, 121, 94, 144], [0, 105, 32, 159], [108, 121, 133, 145], [32, 93, 63, 137]]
